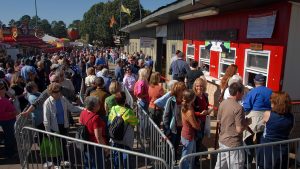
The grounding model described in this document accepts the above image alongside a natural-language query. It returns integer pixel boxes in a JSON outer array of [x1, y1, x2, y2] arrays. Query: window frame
[[243, 49, 270, 86], [186, 44, 195, 60], [199, 45, 211, 73], [219, 48, 236, 78]]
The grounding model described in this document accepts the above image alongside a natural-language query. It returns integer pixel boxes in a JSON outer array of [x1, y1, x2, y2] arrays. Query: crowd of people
[[0, 47, 295, 169]]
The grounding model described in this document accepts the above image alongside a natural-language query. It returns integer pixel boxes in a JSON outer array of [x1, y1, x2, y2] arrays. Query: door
[[156, 37, 166, 74], [210, 51, 219, 78]]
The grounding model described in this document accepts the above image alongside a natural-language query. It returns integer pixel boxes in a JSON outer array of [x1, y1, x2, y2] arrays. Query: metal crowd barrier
[[19, 126, 169, 169], [14, 114, 32, 168], [178, 137, 300, 169], [136, 103, 175, 168]]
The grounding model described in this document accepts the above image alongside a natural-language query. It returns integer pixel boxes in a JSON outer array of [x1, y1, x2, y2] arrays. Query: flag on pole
[[109, 16, 117, 28], [121, 4, 131, 15]]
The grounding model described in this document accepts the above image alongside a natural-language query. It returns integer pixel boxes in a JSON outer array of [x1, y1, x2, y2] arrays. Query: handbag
[[40, 136, 63, 157], [204, 115, 211, 138]]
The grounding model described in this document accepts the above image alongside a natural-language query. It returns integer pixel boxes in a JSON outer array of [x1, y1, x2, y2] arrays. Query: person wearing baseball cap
[[242, 74, 272, 166]]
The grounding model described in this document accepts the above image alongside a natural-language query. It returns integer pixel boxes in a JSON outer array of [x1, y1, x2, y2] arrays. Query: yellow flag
[[121, 4, 131, 15]]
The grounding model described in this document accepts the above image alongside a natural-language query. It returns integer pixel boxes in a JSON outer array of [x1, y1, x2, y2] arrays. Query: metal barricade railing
[[14, 114, 32, 168], [136, 103, 175, 168], [178, 137, 300, 169], [19, 126, 169, 169]]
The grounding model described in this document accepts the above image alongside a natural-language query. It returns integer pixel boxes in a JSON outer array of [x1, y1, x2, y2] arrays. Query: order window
[[199, 45, 210, 72], [244, 50, 270, 87], [219, 48, 236, 77], [186, 44, 195, 59]]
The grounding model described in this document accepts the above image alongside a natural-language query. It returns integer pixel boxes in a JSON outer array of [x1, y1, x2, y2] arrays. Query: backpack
[[75, 113, 96, 151], [109, 108, 128, 141]]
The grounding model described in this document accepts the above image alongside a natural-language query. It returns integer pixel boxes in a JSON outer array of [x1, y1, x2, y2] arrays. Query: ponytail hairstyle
[[181, 89, 196, 114]]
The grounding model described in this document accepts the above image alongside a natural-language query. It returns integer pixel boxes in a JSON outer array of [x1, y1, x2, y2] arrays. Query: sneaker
[[54, 166, 62, 169], [43, 161, 53, 168]]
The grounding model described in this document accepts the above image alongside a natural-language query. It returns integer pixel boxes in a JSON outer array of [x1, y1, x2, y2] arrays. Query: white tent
[[42, 34, 58, 43]]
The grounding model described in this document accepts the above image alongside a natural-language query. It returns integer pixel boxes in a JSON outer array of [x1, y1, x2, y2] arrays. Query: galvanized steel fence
[[178, 137, 300, 169], [18, 126, 170, 169], [136, 103, 176, 168]]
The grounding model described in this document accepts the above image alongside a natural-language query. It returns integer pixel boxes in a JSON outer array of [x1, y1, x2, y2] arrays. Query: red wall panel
[[182, 1, 290, 91], [210, 51, 220, 78], [184, 1, 291, 46]]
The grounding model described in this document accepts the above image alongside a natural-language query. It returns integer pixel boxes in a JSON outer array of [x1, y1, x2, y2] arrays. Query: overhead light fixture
[[146, 21, 159, 28], [178, 7, 219, 20]]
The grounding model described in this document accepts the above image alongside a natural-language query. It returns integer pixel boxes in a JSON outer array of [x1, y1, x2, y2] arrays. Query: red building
[[122, 0, 300, 100]]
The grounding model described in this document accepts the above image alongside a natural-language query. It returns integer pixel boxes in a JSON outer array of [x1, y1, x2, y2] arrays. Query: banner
[[205, 41, 230, 52], [247, 11, 277, 39]]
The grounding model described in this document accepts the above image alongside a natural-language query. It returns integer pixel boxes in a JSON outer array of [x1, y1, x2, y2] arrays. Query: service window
[[219, 48, 236, 77], [199, 45, 210, 72], [244, 50, 270, 87], [186, 44, 195, 64]]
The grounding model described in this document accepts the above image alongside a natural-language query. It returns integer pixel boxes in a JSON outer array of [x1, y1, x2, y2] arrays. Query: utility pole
[[35, 0, 38, 28]]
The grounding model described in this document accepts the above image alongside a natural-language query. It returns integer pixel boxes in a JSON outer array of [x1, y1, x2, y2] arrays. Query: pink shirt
[[134, 80, 149, 102], [0, 97, 17, 121]]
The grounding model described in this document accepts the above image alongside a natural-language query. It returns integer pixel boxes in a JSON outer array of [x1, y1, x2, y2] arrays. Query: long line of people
[[0, 47, 296, 169]]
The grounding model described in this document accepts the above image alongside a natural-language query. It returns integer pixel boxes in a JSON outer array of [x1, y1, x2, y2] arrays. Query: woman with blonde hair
[[257, 92, 294, 169], [192, 77, 211, 165], [148, 72, 164, 125], [181, 90, 200, 169], [163, 81, 186, 160], [85, 67, 96, 87], [134, 68, 149, 110], [104, 81, 122, 113]]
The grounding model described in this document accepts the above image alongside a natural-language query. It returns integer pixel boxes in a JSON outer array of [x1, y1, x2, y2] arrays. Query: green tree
[[19, 15, 31, 24], [40, 19, 52, 35], [30, 16, 41, 28], [68, 20, 81, 29], [51, 21, 67, 38], [8, 19, 16, 27], [79, 0, 149, 46]]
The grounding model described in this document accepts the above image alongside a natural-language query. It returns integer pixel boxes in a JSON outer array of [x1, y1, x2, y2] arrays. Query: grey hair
[[84, 96, 99, 111]]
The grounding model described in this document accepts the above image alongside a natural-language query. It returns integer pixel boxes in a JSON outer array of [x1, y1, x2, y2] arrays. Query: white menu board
[[247, 11, 277, 39]]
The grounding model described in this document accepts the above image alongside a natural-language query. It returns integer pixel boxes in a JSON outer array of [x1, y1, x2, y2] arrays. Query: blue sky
[[0, 0, 175, 26]]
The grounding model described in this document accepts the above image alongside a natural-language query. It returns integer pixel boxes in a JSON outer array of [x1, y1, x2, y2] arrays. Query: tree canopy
[[2, 0, 151, 44], [79, 0, 150, 46]]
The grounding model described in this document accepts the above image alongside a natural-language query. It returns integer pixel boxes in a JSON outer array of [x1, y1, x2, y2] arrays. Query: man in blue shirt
[[20, 58, 37, 82], [114, 58, 124, 83], [242, 74, 272, 167], [169, 51, 190, 81]]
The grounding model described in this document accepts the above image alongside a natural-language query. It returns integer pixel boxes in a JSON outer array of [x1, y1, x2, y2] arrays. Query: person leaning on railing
[[43, 82, 82, 168], [21, 72, 79, 117], [257, 92, 294, 169], [80, 96, 108, 169]]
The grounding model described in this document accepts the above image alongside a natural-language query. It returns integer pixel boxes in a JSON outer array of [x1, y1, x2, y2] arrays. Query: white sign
[[247, 11, 277, 39], [140, 37, 155, 48]]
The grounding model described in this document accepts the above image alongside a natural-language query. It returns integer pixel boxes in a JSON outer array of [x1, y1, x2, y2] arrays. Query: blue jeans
[[112, 143, 131, 169], [84, 146, 104, 169], [0, 119, 17, 157], [181, 137, 196, 169]]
